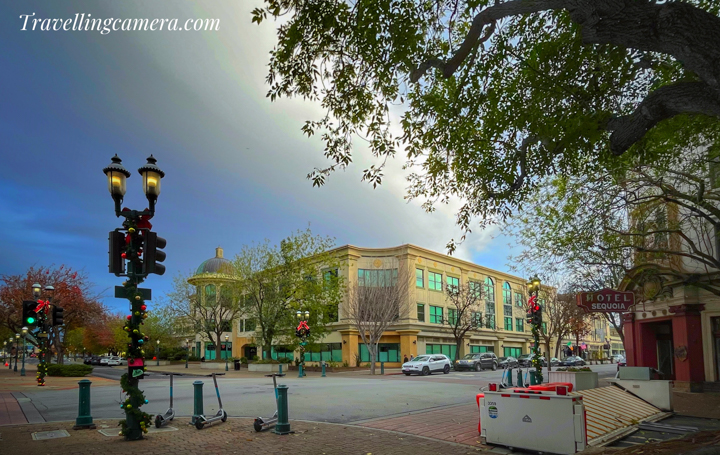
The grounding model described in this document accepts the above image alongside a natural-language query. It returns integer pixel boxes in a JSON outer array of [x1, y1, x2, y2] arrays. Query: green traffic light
[[27, 317, 35, 324]]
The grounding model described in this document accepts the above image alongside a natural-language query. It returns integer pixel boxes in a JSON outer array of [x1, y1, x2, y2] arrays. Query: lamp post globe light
[[20, 327, 28, 377], [103, 155, 165, 441], [156, 340, 160, 367]]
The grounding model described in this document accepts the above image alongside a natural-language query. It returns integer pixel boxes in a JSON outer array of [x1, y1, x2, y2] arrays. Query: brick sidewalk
[[357, 402, 485, 448], [0, 418, 486, 455], [0, 366, 115, 392]]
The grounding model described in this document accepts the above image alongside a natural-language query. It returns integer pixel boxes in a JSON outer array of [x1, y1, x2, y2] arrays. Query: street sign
[[114, 286, 152, 301], [577, 288, 634, 312]]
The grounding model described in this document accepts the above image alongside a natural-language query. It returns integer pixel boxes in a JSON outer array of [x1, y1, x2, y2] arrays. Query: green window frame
[[429, 305, 443, 324], [471, 312, 483, 327], [448, 308, 457, 325], [503, 282, 512, 306], [469, 281, 482, 299], [470, 345, 494, 353], [516, 318, 524, 332], [515, 292, 524, 308], [446, 275, 459, 291], [417, 303, 425, 322], [416, 268, 424, 288], [504, 317, 513, 331], [542, 322, 547, 334], [429, 272, 443, 291], [359, 343, 400, 362], [504, 347, 522, 358], [426, 344, 458, 359], [304, 343, 343, 362], [358, 269, 398, 287], [484, 277, 495, 303]]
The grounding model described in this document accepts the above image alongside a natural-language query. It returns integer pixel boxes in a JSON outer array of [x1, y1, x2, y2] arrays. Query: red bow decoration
[[137, 214, 153, 230], [296, 321, 310, 331], [35, 299, 50, 314]]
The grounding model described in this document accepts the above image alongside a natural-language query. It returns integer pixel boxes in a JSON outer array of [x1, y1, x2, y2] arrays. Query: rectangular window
[[305, 342, 343, 363], [542, 322, 547, 334], [327, 304, 339, 323], [469, 281, 482, 299], [359, 343, 400, 362], [516, 318, 524, 332], [416, 269, 424, 288], [472, 312, 483, 327], [358, 269, 398, 287], [323, 269, 338, 290], [446, 275, 459, 291], [430, 305, 443, 324], [504, 317, 513, 331], [417, 303, 425, 322], [448, 308, 457, 325], [486, 314, 496, 329], [426, 344, 457, 360], [504, 347, 522, 358], [470, 345, 494, 353], [504, 304, 513, 317], [429, 272, 443, 291], [515, 292, 524, 308]]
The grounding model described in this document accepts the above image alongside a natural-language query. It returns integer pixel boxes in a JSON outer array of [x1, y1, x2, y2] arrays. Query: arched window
[[484, 277, 495, 302], [502, 282, 512, 306], [484, 277, 496, 329]]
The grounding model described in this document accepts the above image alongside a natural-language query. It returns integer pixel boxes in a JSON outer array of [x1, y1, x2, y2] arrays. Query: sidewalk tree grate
[[98, 426, 179, 437], [32, 430, 70, 440]]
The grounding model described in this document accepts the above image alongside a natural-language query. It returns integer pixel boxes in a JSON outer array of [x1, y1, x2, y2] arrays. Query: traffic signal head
[[22, 301, 38, 326], [143, 231, 167, 276], [533, 305, 543, 326], [51, 306, 64, 326], [109, 230, 126, 276]]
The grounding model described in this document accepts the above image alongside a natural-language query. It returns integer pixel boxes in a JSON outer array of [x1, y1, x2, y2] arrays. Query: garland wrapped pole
[[526, 277, 543, 384], [103, 155, 166, 441]]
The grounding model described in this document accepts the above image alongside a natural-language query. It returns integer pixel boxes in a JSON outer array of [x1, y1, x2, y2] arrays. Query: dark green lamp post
[[156, 339, 160, 366], [185, 339, 190, 368], [224, 335, 229, 372], [7, 338, 12, 370], [527, 276, 543, 384], [295, 310, 310, 377], [14, 333, 20, 372], [103, 155, 165, 441], [20, 327, 28, 376]]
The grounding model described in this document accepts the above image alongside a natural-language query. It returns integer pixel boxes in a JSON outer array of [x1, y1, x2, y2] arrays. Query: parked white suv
[[106, 356, 126, 366], [401, 354, 451, 376]]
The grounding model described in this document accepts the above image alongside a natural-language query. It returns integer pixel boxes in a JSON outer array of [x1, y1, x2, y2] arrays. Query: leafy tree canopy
[[254, 0, 720, 248]]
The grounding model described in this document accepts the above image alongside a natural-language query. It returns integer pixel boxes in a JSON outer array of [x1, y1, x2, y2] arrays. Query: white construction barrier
[[479, 384, 587, 454]]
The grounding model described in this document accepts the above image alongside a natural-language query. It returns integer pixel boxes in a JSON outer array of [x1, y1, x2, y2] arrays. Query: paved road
[[15, 363, 618, 424]]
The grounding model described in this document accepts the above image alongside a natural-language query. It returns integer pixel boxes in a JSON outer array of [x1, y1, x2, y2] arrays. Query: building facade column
[[669, 304, 705, 392], [398, 330, 419, 359], [622, 313, 636, 366], [340, 330, 359, 367]]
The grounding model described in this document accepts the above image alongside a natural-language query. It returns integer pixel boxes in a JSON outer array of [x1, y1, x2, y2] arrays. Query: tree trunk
[[369, 344, 377, 375], [545, 341, 552, 372], [455, 340, 462, 361]]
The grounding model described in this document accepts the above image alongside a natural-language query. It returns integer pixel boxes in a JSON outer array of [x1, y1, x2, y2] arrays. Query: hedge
[[47, 364, 93, 377]]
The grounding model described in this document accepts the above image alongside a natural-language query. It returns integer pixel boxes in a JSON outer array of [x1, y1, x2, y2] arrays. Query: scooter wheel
[[195, 420, 205, 430], [154, 415, 162, 429], [253, 420, 263, 432], [221, 410, 227, 423]]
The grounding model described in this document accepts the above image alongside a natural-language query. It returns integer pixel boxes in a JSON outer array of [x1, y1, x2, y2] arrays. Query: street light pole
[[14, 333, 20, 372], [3, 341, 6, 367], [7, 338, 12, 370], [21, 327, 28, 376], [156, 340, 160, 367], [185, 339, 190, 369], [527, 277, 543, 384], [224, 335, 229, 372], [295, 310, 310, 377]]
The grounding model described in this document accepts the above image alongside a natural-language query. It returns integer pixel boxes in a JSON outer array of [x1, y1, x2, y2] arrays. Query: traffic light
[[22, 300, 38, 327], [51, 306, 64, 326], [533, 304, 543, 326], [143, 231, 167, 275], [109, 230, 126, 275]]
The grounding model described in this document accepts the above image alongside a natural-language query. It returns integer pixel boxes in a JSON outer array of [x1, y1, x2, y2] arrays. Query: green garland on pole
[[531, 324, 543, 383], [35, 310, 49, 386], [116, 224, 153, 440]]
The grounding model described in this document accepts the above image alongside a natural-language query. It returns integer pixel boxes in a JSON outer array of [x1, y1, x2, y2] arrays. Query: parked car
[[548, 357, 560, 367], [498, 356, 519, 369], [106, 356, 126, 366], [455, 352, 498, 371], [85, 355, 102, 365], [612, 355, 626, 363], [559, 356, 586, 367], [517, 354, 545, 367], [402, 354, 451, 376], [99, 356, 110, 366], [616, 358, 627, 372]]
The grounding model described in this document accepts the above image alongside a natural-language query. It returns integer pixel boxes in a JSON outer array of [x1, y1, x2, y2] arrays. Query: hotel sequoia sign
[[577, 289, 635, 313]]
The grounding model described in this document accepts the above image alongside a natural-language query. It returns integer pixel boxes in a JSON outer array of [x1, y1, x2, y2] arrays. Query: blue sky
[[1, 0, 519, 313]]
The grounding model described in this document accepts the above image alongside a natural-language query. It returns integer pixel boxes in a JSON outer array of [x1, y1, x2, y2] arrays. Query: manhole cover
[[32, 430, 70, 441]]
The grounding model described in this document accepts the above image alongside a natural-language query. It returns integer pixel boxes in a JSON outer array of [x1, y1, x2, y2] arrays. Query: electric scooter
[[195, 373, 228, 430], [155, 373, 180, 428], [253, 373, 285, 432]]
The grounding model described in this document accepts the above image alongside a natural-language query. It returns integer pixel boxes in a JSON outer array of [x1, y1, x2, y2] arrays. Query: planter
[[248, 363, 286, 373], [548, 371, 599, 391], [200, 362, 231, 370], [286, 365, 337, 373], [148, 360, 171, 366]]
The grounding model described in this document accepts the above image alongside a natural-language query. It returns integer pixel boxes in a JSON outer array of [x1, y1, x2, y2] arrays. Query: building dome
[[195, 247, 233, 275]]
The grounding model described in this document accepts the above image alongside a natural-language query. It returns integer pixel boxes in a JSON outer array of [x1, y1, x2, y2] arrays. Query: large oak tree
[[254, 0, 720, 246]]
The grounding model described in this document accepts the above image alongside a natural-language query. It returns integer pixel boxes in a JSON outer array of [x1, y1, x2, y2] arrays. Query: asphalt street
[[16, 363, 618, 425]]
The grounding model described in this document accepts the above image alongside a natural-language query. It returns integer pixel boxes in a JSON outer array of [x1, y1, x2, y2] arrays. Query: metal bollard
[[380, 361, 384, 375], [192, 380, 204, 425], [273, 385, 291, 434], [73, 379, 96, 429], [506, 368, 513, 387], [529, 370, 540, 385], [298, 364, 303, 378], [321, 362, 326, 377], [517, 369, 523, 387], [279, 364, 283, 375]]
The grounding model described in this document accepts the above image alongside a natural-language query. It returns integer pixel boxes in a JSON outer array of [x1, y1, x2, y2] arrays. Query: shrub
[[240, 357, 248, 364], [252, 355, 259, 361], [47, 364, 93, 377], [556, 367, 593, 372], [278, 357, 292, 364], [255, 359, 281, 364]]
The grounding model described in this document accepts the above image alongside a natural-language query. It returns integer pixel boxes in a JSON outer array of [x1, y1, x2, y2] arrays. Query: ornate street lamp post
[[20, 327, 28, 376], [224, 335, 229, 372], [295, 311, 310, 377], [7, 338, 12, 370], [526, 276, 543, 384], [156, 340, 160, 367], [185, 339, 190, 369], [103, 155, 165, 440], [3, 341, 6, 367]]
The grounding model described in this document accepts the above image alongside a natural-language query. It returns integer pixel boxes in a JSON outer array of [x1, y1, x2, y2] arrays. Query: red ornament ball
[[126, 315, 132, 321], [140, 305, 147, 311], [121, 253, 127, 259]]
